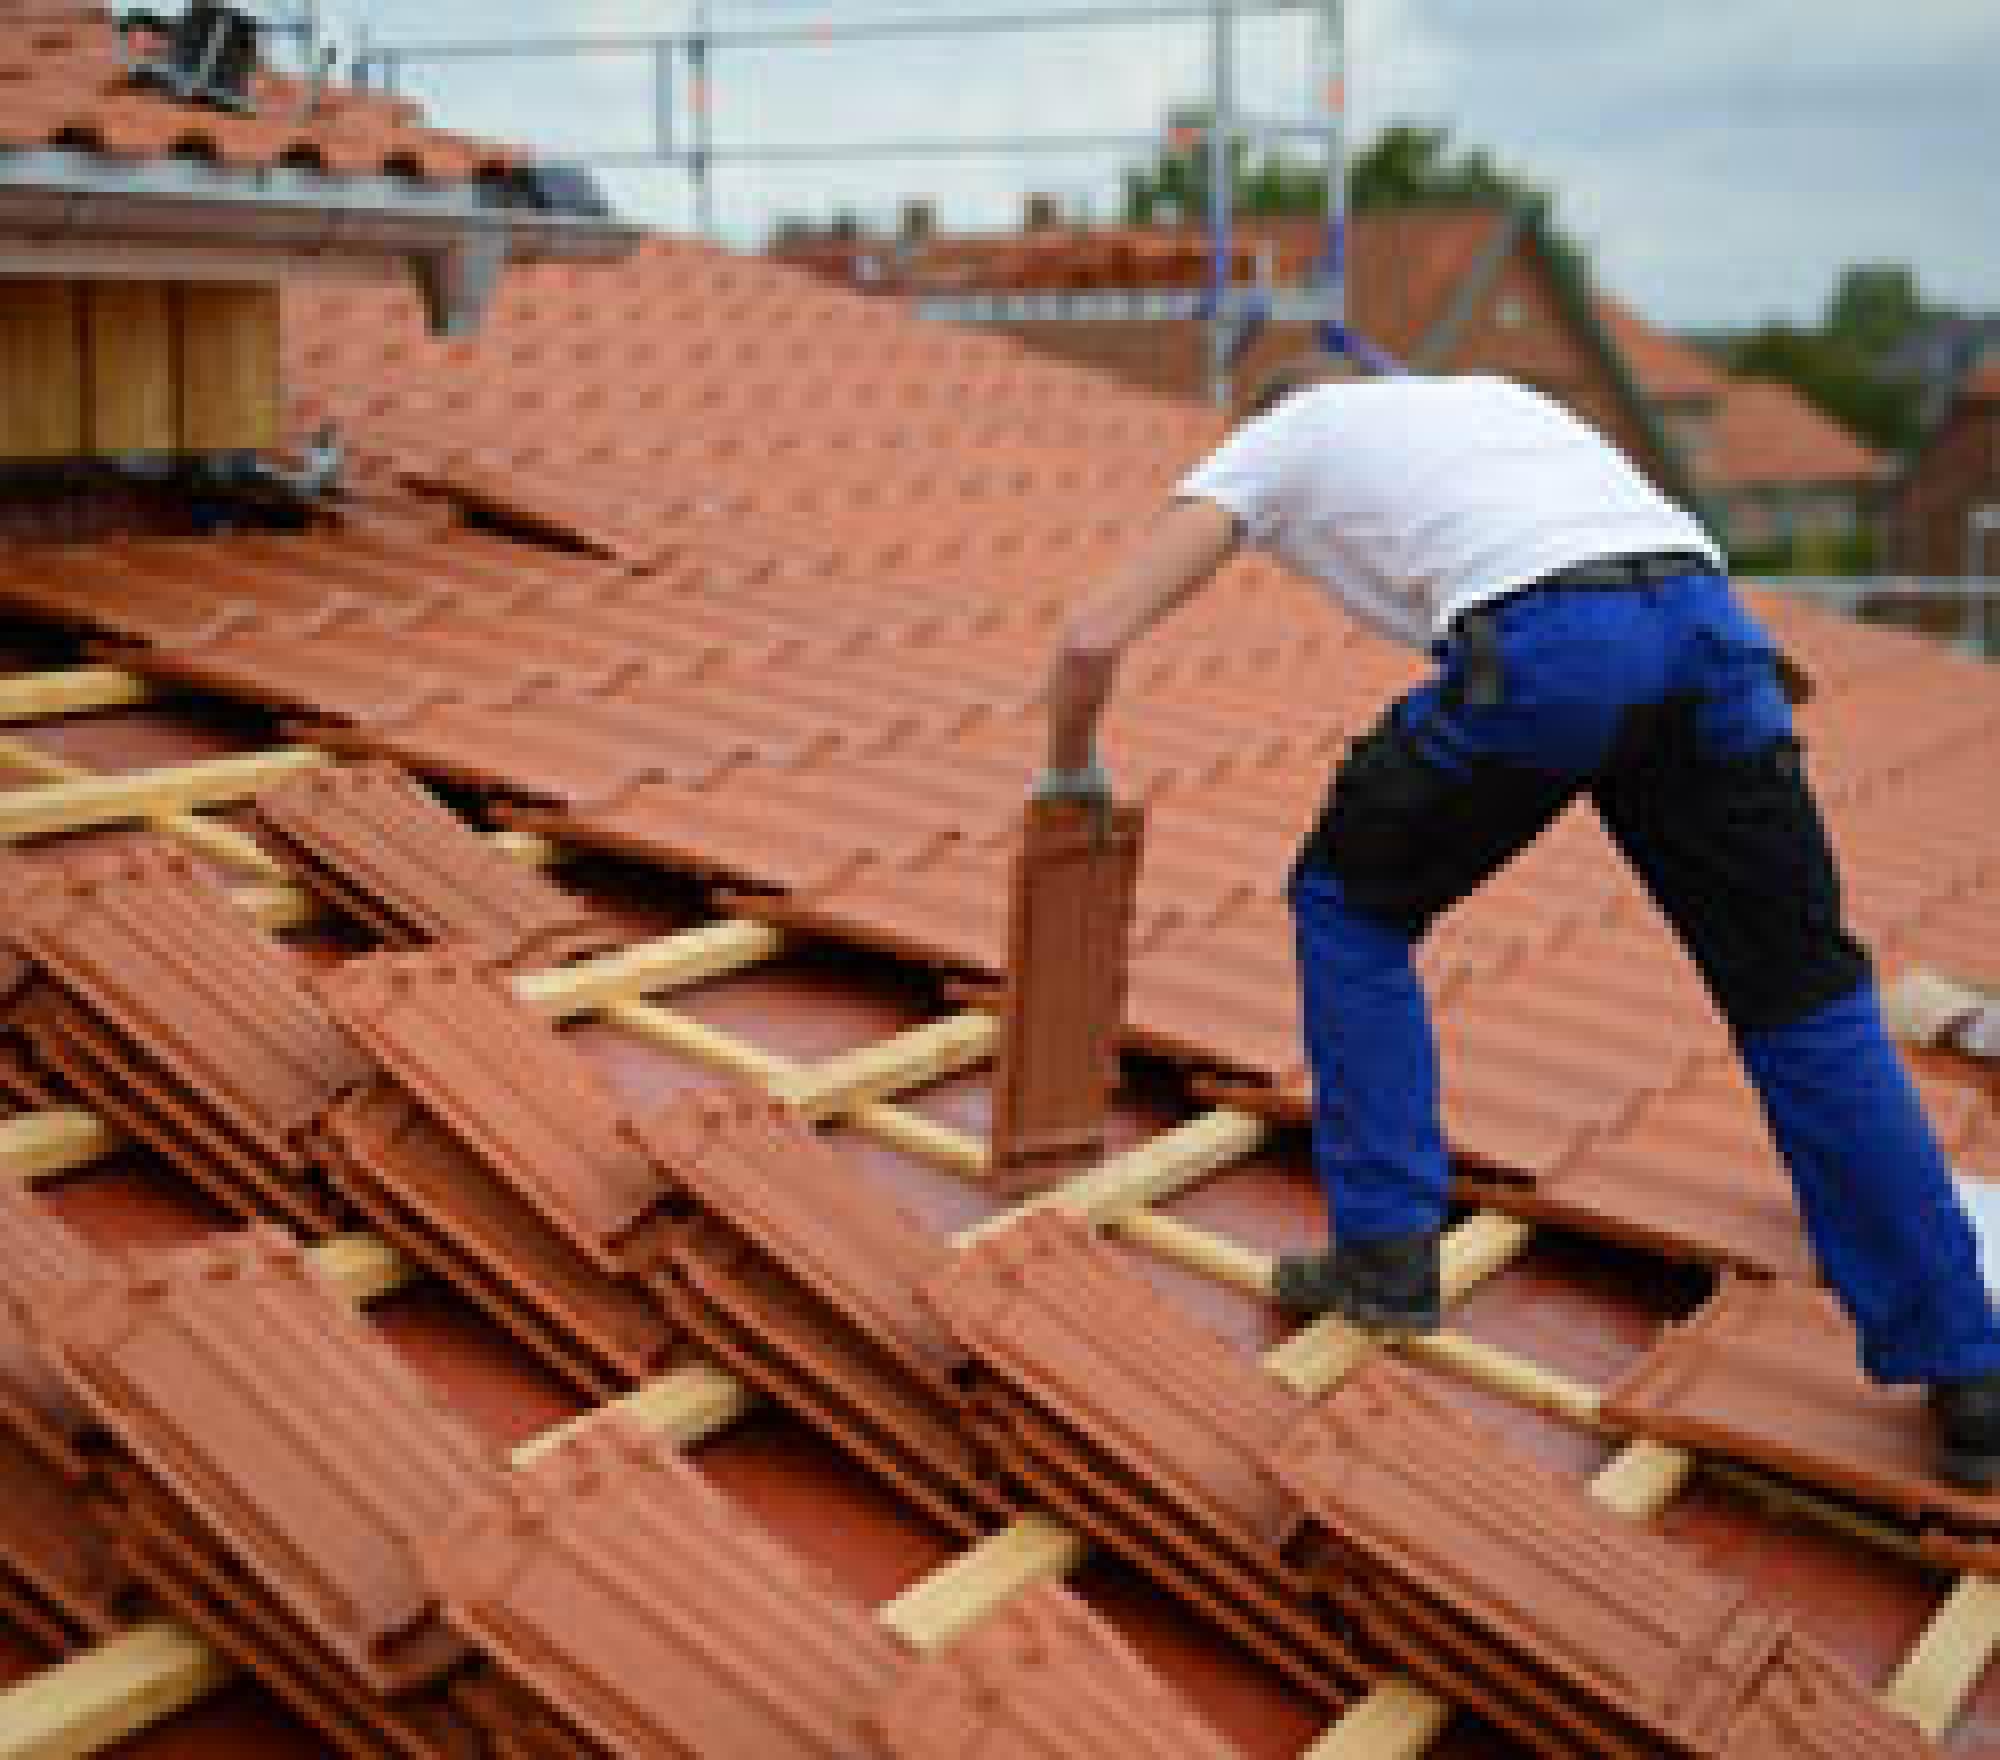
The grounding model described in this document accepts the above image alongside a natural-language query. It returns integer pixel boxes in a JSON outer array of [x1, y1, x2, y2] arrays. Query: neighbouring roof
[[1963, 360, 2000, 403], [1594, 293, 1728, 403], [783, 207, 1515, 363], [1603, 296, 1881, 496], [1707, 377, 1884, 492]]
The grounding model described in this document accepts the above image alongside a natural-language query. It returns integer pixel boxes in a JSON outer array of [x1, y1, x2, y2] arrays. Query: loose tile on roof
[[4, 838, 365, 1229], [252, 759, 613, 971], [640, 1084, 1008, 1536], [864, 1581, 1242, 1759], [1604, 1277, 2000, 1571], [425, 1415, 912, 1759], [988, 799, 1144, 1193], [316, 948, 677, 1275], [24, 1226, 505, 1752]]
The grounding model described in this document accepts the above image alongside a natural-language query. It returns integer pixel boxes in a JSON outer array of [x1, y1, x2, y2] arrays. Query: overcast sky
[[311, 0, 1997, 331]]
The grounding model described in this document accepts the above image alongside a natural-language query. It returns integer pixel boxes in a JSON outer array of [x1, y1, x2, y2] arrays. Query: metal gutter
[[0, 146, 641, 334]]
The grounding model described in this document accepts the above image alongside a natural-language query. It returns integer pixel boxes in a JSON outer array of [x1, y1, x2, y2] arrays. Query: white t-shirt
[[1175, 374, 1722, 650]]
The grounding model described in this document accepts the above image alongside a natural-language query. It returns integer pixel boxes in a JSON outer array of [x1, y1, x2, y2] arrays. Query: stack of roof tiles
[[2, 838, 367, 1229], [0, 1183, 128, 1651], [923, 1210, 1931, 1756], [22, 1225, 506, 1756], [315, 948, 682, 1398], [252, 760, 613, 971], [639, 1084, 1013, 1537], [0, 1195, 1253, 1758]]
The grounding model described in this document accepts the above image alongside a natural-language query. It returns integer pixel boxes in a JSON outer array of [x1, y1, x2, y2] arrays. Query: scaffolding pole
[[1205, 0, 1237, 409]]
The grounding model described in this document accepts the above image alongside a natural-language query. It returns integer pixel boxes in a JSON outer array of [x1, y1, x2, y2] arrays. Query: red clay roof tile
[[426, 1414, 912, 1758], [864, 1581, 1242, 1759], [1595, 297, 1728, 404], [320, 1081, 677, 1400], [5, 5, 517, 187], [1604, 1277, 2000, 1571], [24, 1225, 504, 1695], [315, 948, 676, 1275], [640, 1085, 1005, 1535], [5, 838, 366, 1228], [642, 1085, 961, 1389], [0, 1184, 128, 1648], [989, 800, 1144, 1191], [1270, 1355, 1896, 1757], [921, 1209, 1348, 1697], [0, 1180, 101, 1478], [0, 1423, 128, 1650], [252, 760, 613, 971], [1707, 379, 1882, 492]]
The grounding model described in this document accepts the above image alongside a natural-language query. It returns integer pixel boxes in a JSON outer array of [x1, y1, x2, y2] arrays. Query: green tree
[[1724, 324, 1911, 454], [1718, 263, 1951, 456], [1823, 264, 1927, 359]]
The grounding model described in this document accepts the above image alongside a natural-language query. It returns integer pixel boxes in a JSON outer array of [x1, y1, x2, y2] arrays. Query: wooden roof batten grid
[[0, 675, 1990, 1753]]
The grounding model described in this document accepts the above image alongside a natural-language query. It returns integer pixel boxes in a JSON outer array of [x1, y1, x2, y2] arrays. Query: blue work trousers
[[1289, 571, 2000, 1384]]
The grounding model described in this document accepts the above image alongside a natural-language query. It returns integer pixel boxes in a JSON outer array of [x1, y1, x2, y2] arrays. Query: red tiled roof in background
[[1960, 361, 2000, 402], [1594, 294, 1727, 403], [790, 209, 1509, 365], [0, 3, 517, 184], [1594, 297, 1882, 496], [1708, 377, 1883, 491]]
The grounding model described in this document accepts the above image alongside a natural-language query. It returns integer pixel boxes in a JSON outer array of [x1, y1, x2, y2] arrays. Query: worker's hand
[[1043, 636, 1120, 775], [1032, 754, 1116, 845]]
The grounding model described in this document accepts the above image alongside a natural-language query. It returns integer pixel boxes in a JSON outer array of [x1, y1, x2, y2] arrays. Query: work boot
[[1271, 1230, 1442, 1334], [1929, 1371, 2000, 1490]]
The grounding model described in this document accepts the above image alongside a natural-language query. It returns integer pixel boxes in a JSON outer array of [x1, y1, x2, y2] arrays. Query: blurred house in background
[[1888, 356, 2000, 577], [781, 201, 1888, 566]]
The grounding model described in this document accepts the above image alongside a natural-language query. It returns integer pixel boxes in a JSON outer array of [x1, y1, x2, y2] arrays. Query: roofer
[[1041, 359, 2000, 1489]]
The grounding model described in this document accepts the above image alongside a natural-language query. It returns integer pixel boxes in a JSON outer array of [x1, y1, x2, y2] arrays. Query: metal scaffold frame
[[351, 0, 1350, 407]]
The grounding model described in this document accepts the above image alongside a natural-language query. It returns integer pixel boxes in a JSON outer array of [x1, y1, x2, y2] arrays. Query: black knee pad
[[1298, 713, 1575, 941]]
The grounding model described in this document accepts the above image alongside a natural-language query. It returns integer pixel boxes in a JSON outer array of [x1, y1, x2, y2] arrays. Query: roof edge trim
[[0, 145, 639, 332]]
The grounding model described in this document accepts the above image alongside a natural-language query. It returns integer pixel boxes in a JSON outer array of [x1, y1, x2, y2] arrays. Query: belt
[[1446, 550, 1718, 710], [1532, 548, 1718, 591]]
